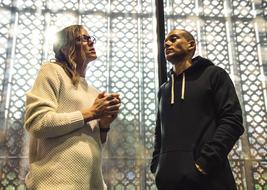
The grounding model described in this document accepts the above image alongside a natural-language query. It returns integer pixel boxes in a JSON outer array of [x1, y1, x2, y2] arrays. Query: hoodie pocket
[[181, 151, 209, 188], [155, 150, 208, 187]]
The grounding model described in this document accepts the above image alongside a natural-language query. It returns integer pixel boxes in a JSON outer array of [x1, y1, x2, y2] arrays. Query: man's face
[[164, 30, 193, 63]]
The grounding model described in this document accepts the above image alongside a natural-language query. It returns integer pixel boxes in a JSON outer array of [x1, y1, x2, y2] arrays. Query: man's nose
[[164, 41, 171, 48]]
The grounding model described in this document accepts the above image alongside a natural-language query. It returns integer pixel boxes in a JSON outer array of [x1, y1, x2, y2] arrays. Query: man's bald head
[[168, 29, 196, 57]]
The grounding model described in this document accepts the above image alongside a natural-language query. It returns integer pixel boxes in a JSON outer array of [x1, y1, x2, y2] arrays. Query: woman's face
[[75, 27, 97, 63]]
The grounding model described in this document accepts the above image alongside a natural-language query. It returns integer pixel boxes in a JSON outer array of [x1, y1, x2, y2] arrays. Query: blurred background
[[0, 0, 266, 189]]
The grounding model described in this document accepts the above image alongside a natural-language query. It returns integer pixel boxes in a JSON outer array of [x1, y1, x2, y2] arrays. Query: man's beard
[[167, 52, 187, 64]]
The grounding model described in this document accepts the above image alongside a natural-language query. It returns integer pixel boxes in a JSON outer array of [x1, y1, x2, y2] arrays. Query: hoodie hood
[[168, 56, 214, 104]]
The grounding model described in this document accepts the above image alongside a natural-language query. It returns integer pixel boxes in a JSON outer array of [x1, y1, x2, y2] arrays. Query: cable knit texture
[[24, 62, 107, 190]]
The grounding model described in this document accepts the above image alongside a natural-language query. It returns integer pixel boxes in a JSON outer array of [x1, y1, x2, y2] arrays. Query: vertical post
[[155, 0, 167, 86]]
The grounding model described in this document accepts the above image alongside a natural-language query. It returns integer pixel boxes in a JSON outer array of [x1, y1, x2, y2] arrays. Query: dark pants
[[155, 169, 211, 190]]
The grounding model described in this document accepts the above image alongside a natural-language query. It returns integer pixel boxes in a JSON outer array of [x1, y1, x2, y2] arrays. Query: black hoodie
[[151, 56, 244, 189]]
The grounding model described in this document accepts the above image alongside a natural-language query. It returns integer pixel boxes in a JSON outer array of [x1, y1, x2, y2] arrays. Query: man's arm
[[196, 68, 244, 174], [150, 110, 161, 173], [150, 89, 162, 174]]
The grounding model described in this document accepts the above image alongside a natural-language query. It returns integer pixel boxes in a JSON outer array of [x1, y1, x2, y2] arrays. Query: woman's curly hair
[[53, 25, 84, 85]]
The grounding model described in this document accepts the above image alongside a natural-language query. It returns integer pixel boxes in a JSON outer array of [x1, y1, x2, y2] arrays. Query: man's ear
[[188, 40, 196, 51]]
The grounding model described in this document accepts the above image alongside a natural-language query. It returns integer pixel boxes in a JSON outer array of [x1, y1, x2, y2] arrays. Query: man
[[150, 29, 244, 190]]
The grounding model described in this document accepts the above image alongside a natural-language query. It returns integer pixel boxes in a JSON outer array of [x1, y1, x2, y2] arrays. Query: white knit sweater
[[24, 63, 107, 190]]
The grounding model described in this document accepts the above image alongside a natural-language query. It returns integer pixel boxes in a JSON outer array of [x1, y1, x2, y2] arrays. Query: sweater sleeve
[[150, 89, 162, 174], [24, 64, 85, 138], [196, 68, 244, 174]]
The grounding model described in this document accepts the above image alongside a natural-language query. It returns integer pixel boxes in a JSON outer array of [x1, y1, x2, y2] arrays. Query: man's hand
[[195, 163, 207, 175]]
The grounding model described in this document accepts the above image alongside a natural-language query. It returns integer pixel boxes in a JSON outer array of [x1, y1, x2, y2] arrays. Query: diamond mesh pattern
[[0, 0, 266, 189], [0, 9, 11, 105], [202, 0, 224, 17], [0, 0, 157, 189]]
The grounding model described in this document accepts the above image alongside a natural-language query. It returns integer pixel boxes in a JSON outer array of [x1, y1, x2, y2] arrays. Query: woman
[[24, 25, 121, 189]]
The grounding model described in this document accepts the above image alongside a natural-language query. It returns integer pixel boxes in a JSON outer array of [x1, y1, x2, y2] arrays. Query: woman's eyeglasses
[[76, 35, 96, 44]]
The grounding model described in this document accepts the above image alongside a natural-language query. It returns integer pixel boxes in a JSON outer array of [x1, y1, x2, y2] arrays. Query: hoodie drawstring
[[181, 72, 185, 100], [171, 74, 175, 104], [170, 72, 185, 104]]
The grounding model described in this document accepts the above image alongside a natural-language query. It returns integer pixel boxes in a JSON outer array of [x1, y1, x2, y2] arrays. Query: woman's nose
[[87, 40, 94, 46]]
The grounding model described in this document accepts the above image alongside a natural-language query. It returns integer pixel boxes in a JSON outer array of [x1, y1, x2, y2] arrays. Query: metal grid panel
[[0, 0, 266, 189], [0, 0, 157, 189]]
